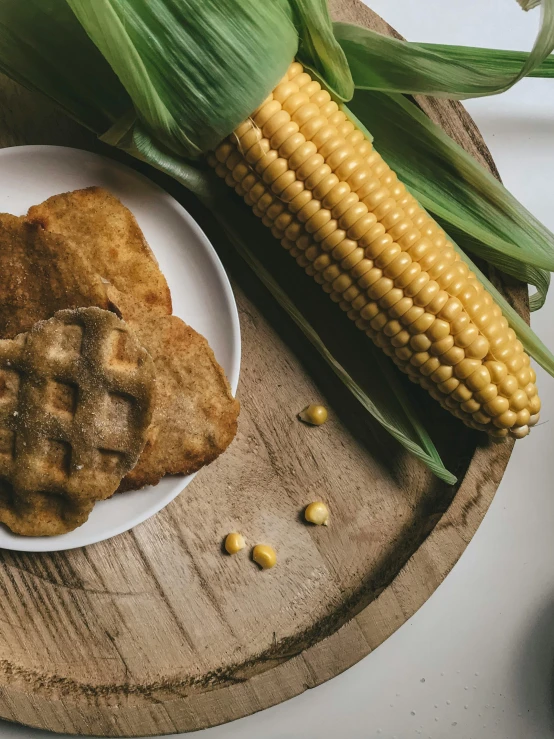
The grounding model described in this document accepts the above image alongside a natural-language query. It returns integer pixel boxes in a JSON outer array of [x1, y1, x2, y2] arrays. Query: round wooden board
[[0, 2, 526, 736]]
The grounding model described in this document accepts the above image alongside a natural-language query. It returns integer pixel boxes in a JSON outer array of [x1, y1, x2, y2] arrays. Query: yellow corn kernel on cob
[[208, 62, 540, 439]]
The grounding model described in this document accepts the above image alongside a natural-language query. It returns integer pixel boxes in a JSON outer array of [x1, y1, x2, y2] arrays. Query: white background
[[3, 1, 554, 738]]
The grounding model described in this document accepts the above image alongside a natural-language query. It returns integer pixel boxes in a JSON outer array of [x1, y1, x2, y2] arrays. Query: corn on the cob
[[209, 61, 540, 439]]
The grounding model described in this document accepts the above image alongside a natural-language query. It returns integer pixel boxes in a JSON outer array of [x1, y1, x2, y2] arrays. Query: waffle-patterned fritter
[[0, 307, 155, 536], [27, 187, 172, 316]]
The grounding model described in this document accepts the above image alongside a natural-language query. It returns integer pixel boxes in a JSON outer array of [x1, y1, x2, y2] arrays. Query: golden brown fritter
[[107, 286, 239, 491], [28, 187, 172, 316], [0, 214, 109, 339]]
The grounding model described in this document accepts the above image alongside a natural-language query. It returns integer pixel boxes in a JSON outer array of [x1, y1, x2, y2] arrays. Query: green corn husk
[[334, 0, 554, 98], [0, 0, 552, 483], [67, 0, 353, 157], [520, 0, 542, 9], [416, 44, 554, 79]]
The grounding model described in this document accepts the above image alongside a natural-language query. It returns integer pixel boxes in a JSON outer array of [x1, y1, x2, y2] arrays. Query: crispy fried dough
[[106, 286, 239, 491], [0, 308, 155, 535], [27, 187, 172, 316], [0, 213, 109, 339]]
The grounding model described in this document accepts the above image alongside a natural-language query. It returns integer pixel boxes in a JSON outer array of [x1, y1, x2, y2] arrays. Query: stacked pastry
[[0, 188, 239, 535]]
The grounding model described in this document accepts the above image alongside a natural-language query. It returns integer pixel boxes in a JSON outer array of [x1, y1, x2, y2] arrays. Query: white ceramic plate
[[0, 145, 241, 553]]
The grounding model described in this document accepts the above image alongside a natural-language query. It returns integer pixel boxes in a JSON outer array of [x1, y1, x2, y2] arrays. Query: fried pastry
[[106, 286, 239, 491], [28, 187, 172, 316], [0, 307, 155, 535], [0, 213, 109, 339]]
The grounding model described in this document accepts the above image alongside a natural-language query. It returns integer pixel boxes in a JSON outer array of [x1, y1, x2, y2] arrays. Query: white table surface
[[3, 1, 554, 738]]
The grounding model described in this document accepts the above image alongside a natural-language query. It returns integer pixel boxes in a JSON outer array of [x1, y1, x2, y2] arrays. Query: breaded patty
[[28, 187, 172, 316], [0, 213, 109, 338], [107, 286, 239, 491]]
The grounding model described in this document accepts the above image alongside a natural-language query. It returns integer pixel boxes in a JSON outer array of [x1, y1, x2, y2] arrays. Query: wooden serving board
[[0, 1, 525, 736]]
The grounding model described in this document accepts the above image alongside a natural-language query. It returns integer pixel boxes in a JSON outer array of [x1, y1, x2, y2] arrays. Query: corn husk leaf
[[416, 44, 554, 79], [67, 0, 352, 158], [347, 90, 554, 310], [334, 0, 554, 98], [66, 0, 298, 157], [291, 0, 354, 101], [519, 0, 541, 9]]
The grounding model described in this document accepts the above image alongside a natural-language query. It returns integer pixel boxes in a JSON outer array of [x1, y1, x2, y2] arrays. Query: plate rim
[[0, 144, 241, 553]]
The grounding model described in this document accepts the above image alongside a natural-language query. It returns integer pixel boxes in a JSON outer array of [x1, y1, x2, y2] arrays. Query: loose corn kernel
[[224, 532, 246, 555], [299, 403, 328, 425], [304, 501, 330, 526], [252, 544, 277, 569]]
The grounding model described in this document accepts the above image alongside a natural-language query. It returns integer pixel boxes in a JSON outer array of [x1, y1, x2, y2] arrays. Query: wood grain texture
[[0, 1, 523, 735]]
